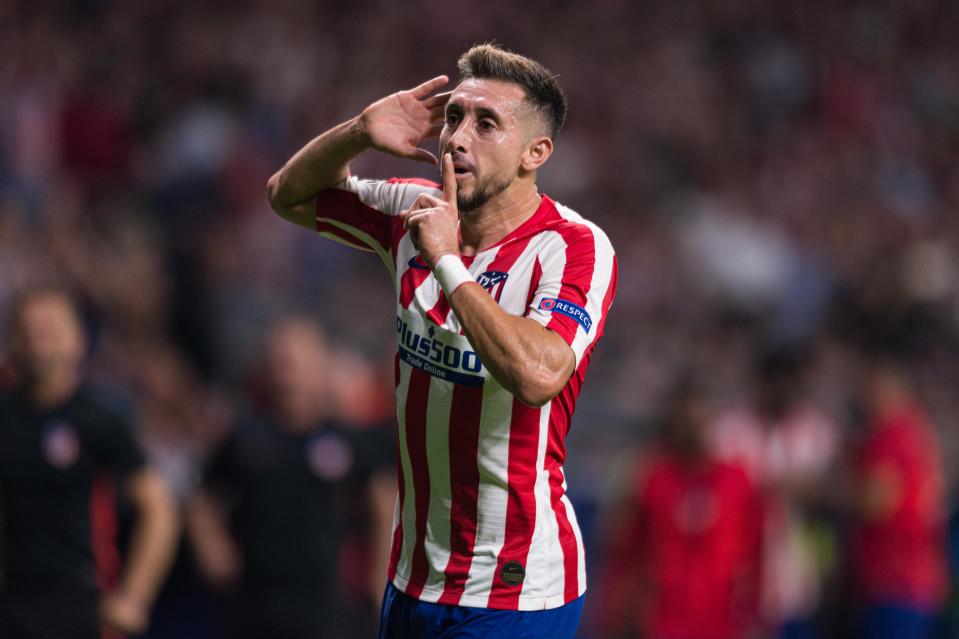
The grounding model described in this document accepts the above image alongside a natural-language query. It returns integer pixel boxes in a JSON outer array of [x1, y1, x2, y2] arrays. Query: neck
[[459, 178, 541, 255], [29, 369, 80, 410], [275, 398, 329, 433]]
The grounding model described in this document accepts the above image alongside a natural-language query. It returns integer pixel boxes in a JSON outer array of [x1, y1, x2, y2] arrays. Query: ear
[[520, 136, 553, 172]]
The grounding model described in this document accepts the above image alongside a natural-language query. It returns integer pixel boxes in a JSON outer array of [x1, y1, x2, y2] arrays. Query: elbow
[[266, 170, 301, 223], [512, 368, 567, 408], [266, 172, 286, 216]]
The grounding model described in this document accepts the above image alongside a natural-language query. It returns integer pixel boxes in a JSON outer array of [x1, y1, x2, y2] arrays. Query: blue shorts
[[859, 603, 938, 639], [377, 582, 585, 639]]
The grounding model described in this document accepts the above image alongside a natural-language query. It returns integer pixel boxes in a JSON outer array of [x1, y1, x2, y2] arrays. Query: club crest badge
[[43, 421, 80, 470], [308, 434, 353, 481], [500, 561, 526, 586], [476, 271, 509, 302]]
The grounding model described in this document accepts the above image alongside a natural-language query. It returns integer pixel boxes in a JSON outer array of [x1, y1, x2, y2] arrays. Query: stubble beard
[[457, 174, 513, 213]]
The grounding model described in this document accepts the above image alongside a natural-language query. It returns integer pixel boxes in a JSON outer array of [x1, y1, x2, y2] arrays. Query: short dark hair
[[457, 43, 567, 139]]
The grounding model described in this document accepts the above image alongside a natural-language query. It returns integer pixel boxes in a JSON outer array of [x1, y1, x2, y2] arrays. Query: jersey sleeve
[[314, 176, 442, 273], [525, 223, 618, 366]]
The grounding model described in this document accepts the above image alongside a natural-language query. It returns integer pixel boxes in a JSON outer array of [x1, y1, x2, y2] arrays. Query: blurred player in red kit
[[596, 380, 763, 639], [267, 44, 617, 638], [851, 362, 947, 639]]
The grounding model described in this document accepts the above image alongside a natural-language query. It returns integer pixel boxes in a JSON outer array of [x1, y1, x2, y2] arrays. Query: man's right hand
[[359, 75, 450, 165], [267, 75, 450, 228]]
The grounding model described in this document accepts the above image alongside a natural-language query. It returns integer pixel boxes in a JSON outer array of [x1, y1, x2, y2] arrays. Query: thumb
[[442, 153, 457, 206]]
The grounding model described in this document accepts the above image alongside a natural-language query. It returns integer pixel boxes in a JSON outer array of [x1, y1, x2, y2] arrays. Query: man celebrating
[[267, 44, 617, 637]]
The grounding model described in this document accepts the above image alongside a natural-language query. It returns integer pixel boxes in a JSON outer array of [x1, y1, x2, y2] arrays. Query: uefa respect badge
[[538, 297, 592, 332]]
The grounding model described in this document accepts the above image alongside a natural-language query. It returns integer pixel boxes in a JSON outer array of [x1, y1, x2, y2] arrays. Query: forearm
[[447, 281, 573, 406], [121, 471, 179, 606], [267, 116, 370, 213], [186, 490, 241, 586]]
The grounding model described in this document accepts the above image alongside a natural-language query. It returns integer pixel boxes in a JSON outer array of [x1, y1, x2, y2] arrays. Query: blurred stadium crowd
[[2, 0, 959, 637]]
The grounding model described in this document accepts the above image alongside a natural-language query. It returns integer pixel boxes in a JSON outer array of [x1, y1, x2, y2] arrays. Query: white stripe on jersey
[[520, 405, 554, 604], [459, 379, 514, 607], [393, 362, 417, 582], [345, 177, 439, 216], [418, 376, 455, 602], [561, 471, 588, 595]]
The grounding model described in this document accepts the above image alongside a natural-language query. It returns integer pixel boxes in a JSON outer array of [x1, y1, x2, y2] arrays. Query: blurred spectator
[[186, 316, 394, 639], [595, 379, 762, 639], [709, 349, 840, 639], [0, 289, 179, 638], [850, 361, 947, 639]]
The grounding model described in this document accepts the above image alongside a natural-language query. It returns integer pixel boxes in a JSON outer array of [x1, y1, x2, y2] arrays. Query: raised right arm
[[266, 75, 450, 229]]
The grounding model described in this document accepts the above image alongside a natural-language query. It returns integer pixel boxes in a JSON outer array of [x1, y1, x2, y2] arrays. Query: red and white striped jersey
[[314, 176, 618, 610]]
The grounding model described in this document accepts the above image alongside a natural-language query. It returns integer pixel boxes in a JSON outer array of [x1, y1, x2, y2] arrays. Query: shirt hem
[[389, 573, 585, 611]]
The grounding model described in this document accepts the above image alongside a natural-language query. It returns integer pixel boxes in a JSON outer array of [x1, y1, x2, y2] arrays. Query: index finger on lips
[[442, 153, 457, 206]]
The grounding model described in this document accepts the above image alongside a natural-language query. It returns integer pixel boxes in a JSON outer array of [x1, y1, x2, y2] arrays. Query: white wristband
[[433, 254, 473, 296]]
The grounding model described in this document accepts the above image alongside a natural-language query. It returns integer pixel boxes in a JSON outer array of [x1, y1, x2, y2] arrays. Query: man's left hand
[[100, 589, 149, 634], [402, 153, 460, 267]]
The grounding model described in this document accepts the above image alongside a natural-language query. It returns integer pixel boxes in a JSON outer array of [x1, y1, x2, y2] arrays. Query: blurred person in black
[[187, 315, 395, 639], [0, 288, 180, 638]]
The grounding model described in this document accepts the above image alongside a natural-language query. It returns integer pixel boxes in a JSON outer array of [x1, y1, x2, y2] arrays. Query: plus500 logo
[[396, 318, 482, 373]]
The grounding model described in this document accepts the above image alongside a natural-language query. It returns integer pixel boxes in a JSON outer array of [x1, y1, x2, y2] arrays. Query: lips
[[451, 157, 474, 176]]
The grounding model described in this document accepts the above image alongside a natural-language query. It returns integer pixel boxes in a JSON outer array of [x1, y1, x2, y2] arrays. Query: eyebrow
[[446, 101, 505, 123]]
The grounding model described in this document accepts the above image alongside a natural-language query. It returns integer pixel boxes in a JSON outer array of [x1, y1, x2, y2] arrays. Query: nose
[[446, 119, 470, 154]]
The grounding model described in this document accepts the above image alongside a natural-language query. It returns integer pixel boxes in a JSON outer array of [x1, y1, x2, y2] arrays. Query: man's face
[[264, 320, 330, 422], [11, 294, 85, 383], [439, 78, 537, 212]]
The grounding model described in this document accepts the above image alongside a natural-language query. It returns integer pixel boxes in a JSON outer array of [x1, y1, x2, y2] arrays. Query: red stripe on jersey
[[436, 384, 485, 605], [387, 467, 404, 581], [425, 295, 451, 327], [546, 225, 596, 345], [488, 400, 543, 609], [316, 220, 372, 251], [390, 217, 405, 266], [546, 419, 580, 602], [401, 368, 433, 598], [525, 255, 543, 312], [426, 237, 535, 327], [399, 259, 432, 309], [315, 188, 392, 252]]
